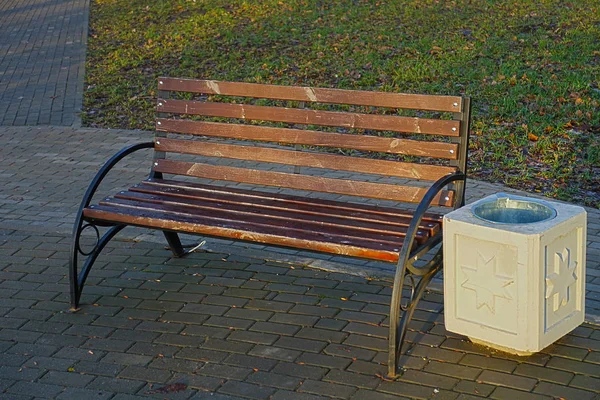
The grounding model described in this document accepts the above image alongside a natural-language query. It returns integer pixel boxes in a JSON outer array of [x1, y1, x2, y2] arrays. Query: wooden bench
[[69, 77, 471, 377]]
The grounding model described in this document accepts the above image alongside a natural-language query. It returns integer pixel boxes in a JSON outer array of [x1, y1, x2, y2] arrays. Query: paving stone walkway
[[0, 0, 89, 126], [1, 0, 600, 398], [1, 126, 599, 400]]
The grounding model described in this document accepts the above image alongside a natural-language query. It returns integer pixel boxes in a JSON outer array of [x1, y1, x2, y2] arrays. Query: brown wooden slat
[[84, 204, 400, 262], [106, 195, 420, 245], [115, 190, 430, 241], [155, 119, 459, 160], [156, 99, 461, 136], [138, 180, 444, 236], [153, 159, 454, 206], [157, 78, 463, 112], [155, 138, 457, 181]]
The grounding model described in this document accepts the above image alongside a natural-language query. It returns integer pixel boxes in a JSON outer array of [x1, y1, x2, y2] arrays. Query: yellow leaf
[[528, 133, 539, 141]]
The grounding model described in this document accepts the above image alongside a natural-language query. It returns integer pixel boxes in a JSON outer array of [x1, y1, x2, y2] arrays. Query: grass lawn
[[83, 0, 600, 208]]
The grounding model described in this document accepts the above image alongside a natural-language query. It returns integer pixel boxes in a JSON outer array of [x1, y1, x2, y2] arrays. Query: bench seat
[[84, 178, 443, 263]]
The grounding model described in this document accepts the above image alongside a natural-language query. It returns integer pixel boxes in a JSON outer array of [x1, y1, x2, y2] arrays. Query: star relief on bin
[[545, 248, 578, 311], [460, 252, 514, 314]]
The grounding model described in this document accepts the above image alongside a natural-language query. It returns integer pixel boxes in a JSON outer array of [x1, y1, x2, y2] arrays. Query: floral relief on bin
[[545, 248, 578, 312], [461, 252, 515, 314]]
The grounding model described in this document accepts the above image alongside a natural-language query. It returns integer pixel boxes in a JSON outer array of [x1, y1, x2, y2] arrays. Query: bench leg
[[70, 222, 124, 311], [163, 231, 186, 257], [388, 248, 443, 378]]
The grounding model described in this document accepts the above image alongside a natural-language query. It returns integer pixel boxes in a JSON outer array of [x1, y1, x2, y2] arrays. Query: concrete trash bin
[[443, 193, 587, 355]]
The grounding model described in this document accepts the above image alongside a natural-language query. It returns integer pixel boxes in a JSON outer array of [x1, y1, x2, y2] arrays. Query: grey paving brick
[[349, 390, 408, 400], [205, 316, 254, 330], [269, 313, 319, 327], [101, 352, 153, 366], [513, 363, 573, 384], [453, 380, 496, 397], [40, 370, 95, 387], [458, 354, 515, 372], [399, 369, 460, 390], [296, 327, 348, 343], [23, 356, 75, 370], [272, 361, 328, 380], [289, 304, 339, 318], [197, 363, 252, 380], [299, 380, 357, 399], [6, 380, 63, 398], [225, 307, 273, 321], [154, 333, 204, 347], [246, 370, 302, 390], [176, 348, 229, 363], [269, 390, 330, 400], [546, 356, 599, 375], [323, 343, 376, 361], [35, 333, 87, 348], [83, 338, 134, 352], [181, 325, 231, 339], [127, 342, 181, 357], [324, 369, 380, 389], [56, 388, 115, 400], [377, 380, 449, 399], [477, 370, 537, 391], [118, 365, 172, 383], [87, 376, 146, 394], [218, 380, 276, 399], [0, 329, 42, 343], [161, 312, 210, 325], [227, 330, 278, 345], [249, 345, 301, 362], [148, 357, 204, 373], [343, 334, 387, 351], [533, 381, 597, 400], [569, 375, 600, 392], [222, 354, 278, 372], [54, 347, 106, 362], [73, 361, 124, 377], [0, 354, 31, 367]]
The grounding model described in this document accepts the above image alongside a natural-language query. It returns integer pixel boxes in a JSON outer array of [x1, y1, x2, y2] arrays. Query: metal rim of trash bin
[[472, 196, 557, 224]]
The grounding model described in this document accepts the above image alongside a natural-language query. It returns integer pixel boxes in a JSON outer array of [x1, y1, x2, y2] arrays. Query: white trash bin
[[443, 193, 587, 355]]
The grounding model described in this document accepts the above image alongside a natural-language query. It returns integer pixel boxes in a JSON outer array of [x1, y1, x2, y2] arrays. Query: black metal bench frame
[[69, 78, 471, 378]]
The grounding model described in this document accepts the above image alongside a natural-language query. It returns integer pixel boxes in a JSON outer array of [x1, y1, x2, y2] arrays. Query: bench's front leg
[[387, 172, 466, 378], [69, 142, 154, 311]]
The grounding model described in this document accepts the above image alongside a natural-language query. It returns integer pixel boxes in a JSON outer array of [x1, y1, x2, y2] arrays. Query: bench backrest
[[153, 78, 471, 209]]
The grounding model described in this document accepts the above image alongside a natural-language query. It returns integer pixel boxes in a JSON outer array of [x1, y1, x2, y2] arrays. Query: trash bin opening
[[472, 196, 557, 224]]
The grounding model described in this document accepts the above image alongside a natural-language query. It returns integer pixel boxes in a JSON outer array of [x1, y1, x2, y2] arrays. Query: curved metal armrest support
[[387, 172, 466, 378], [69, 142, 154, 311], [398, 172, 466, 276], [77, 142, 155, 211]]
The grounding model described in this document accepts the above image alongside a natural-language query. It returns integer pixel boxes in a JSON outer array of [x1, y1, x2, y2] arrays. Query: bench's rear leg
[[388, 247, 443, 378], [163, 231, 186, 257]]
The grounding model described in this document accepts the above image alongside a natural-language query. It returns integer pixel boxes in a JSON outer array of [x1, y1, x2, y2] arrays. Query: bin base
[[469, 337, 535, 356]]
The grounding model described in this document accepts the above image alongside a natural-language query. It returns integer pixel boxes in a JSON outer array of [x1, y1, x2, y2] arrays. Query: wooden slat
[[156, 119, 458, 160], [116, 190, 431, 239], [129, 185, 439, 237], [84, 204, 400, 262], [108, 195, 422, 244], [139, 180, 445, 235], [153, 159, 455, 206], [157, 99, 461, 136], [155, 138, 457, 181], [157, 78, 463, 113]]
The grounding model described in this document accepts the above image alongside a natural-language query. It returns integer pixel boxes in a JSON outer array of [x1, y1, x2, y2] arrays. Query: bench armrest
[[397, 172, 466, 275], [77, 142, 155, 210]]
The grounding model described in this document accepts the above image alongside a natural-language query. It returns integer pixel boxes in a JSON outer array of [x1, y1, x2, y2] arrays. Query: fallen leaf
[[528, 132, 539, 141]]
